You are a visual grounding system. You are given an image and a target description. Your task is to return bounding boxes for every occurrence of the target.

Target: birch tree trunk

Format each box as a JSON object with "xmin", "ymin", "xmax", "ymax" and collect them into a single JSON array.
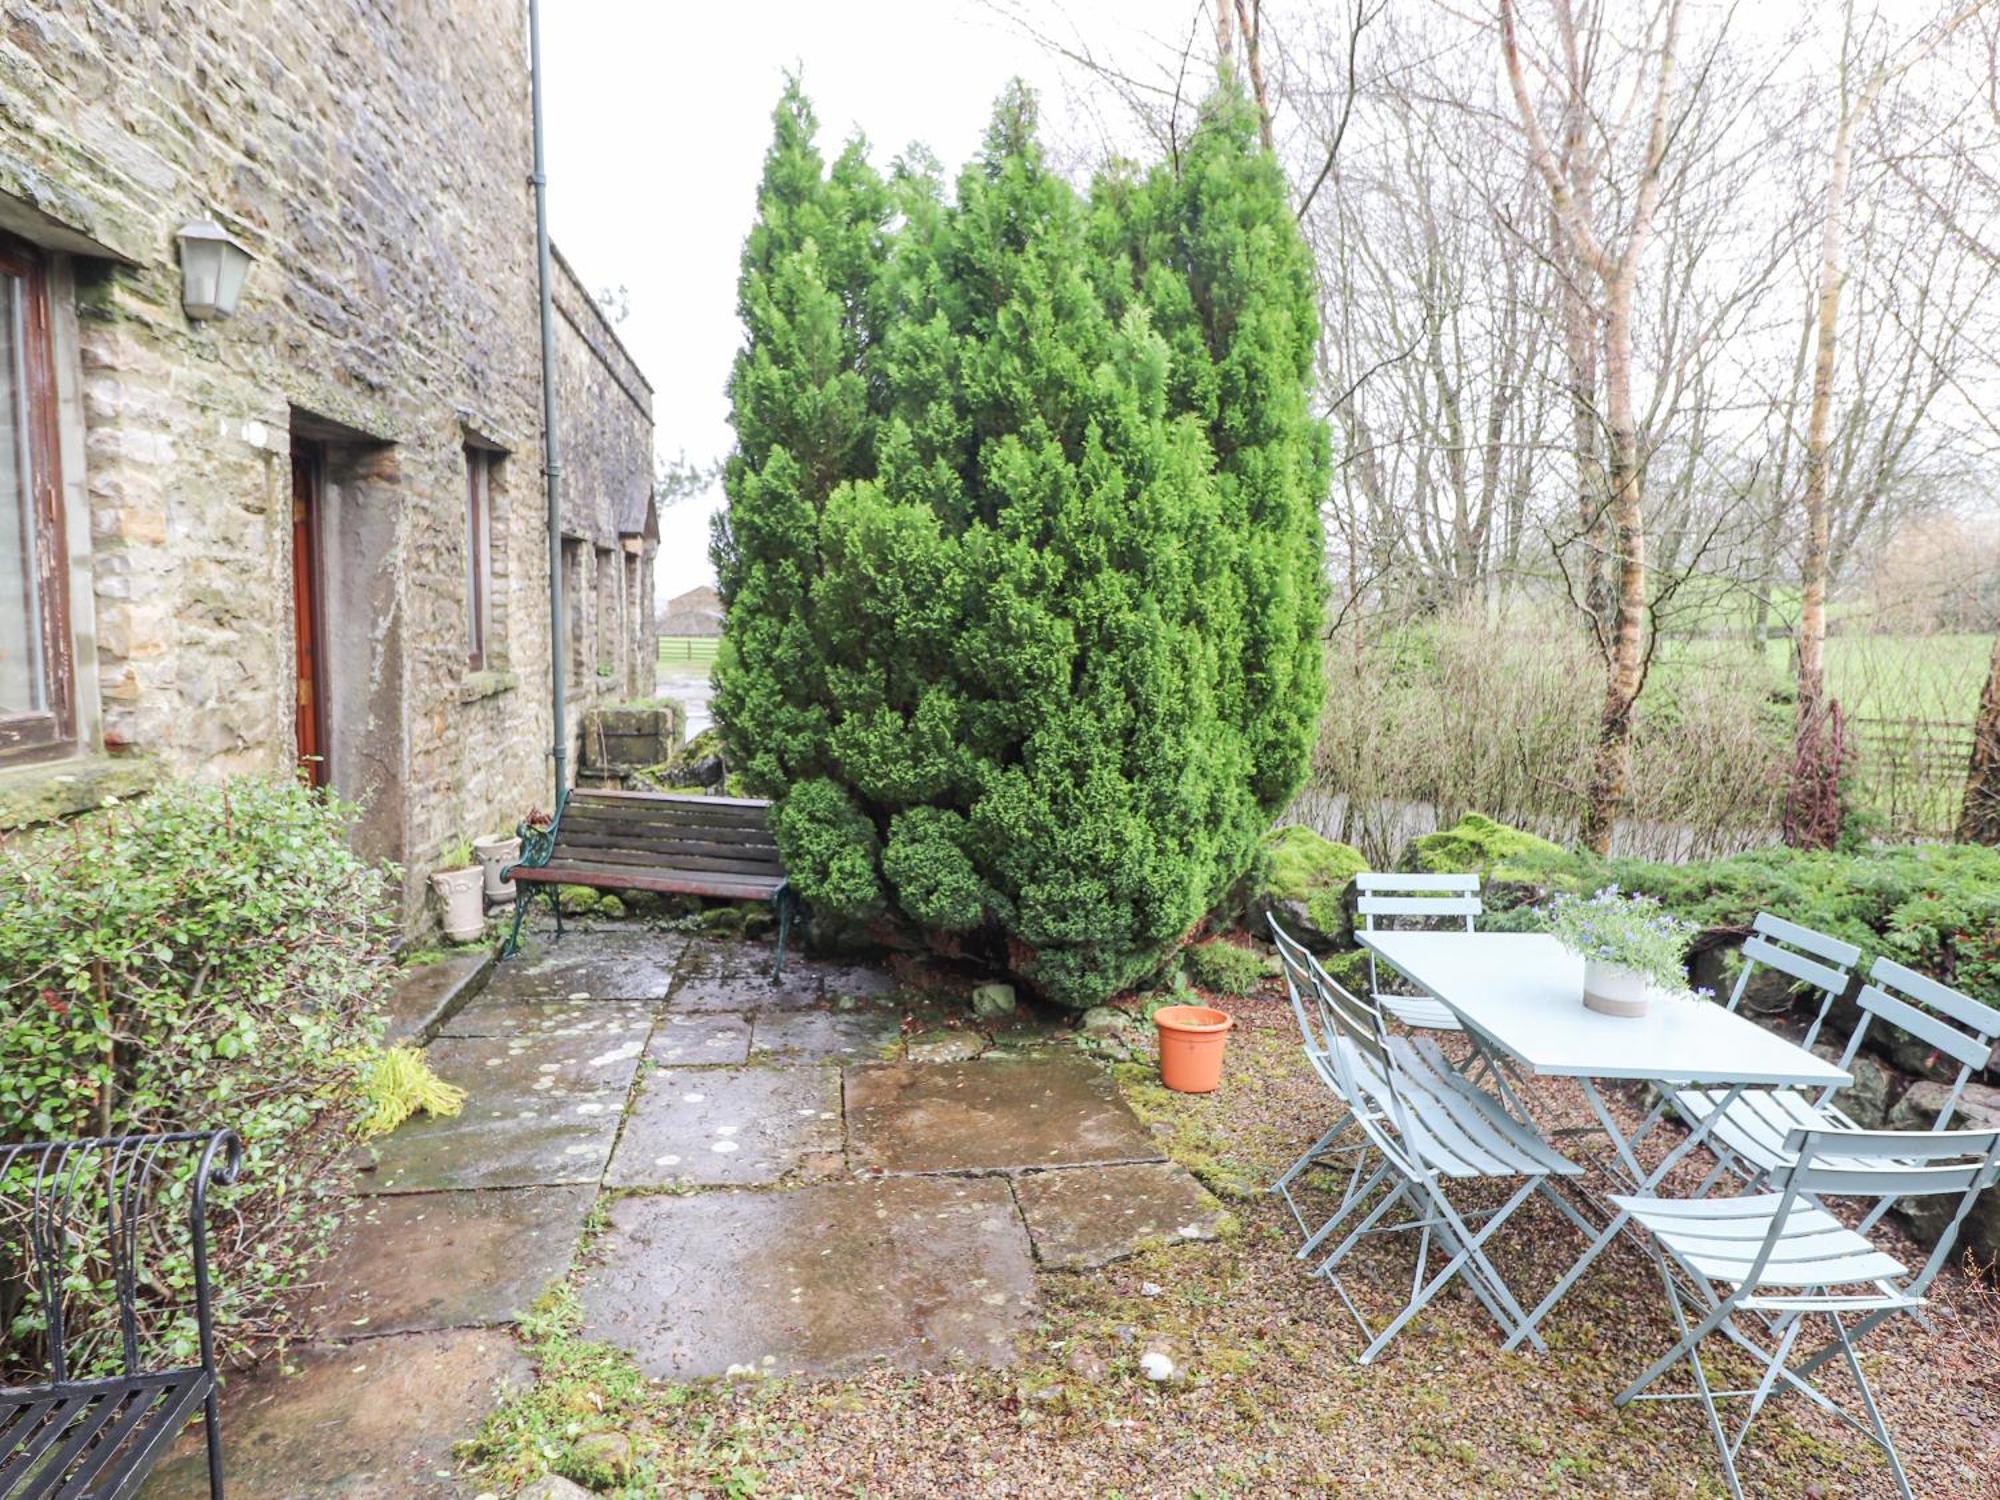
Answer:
[{"xmin": 1502, "ymin": 0, "xmax": 1683, "ymax": 854}]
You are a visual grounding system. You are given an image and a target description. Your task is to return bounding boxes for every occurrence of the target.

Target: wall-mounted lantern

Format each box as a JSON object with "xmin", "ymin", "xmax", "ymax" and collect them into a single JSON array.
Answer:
[{"xmin": 176, "ymin": 220, "xmax": 256, "ymax": 321}]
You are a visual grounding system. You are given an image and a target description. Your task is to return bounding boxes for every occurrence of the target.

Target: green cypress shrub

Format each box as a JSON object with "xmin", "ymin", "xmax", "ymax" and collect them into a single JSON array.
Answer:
[{"xmin": 714, "ymin": 80, "xmax": 1327, "ymax": 1006}]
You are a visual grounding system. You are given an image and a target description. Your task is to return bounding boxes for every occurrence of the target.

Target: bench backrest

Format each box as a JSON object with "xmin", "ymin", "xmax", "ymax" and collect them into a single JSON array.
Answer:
[
  {"xmin": 554, "ymin": 790, "xmax": 782, "ymax": 880},
  {"xmin": 0, "ymin": 1131, "xmax": 238, "ymax": 1385}
]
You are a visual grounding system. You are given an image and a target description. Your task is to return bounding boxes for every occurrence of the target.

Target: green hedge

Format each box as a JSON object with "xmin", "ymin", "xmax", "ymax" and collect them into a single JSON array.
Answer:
[
  {"xmin": 1408, "ymin": 815, "xmax": 2000, "ymax": 1007},
  {"xmin": 1, "ymin": 776, "xmax": 396, "ymax": 1361}
]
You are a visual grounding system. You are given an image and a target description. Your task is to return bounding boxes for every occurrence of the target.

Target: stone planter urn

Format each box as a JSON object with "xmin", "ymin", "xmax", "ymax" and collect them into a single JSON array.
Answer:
[
  {"xmin": 430, "ymin": 865, "xmax": 487, "ymax": 942},
  {"xmin": 1583, "ymin": 959, "xmax": 1651, "ymax": 1018},
  {"xmin": 473, "ymin": 833, "xmax": 521, "ymax": 900}
]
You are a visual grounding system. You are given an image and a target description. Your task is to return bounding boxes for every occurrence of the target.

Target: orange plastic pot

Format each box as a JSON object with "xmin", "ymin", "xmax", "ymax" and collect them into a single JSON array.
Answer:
[{"xmin": 1153, "ymin": 1004, "xmax": 1233, "ymax": 1093}]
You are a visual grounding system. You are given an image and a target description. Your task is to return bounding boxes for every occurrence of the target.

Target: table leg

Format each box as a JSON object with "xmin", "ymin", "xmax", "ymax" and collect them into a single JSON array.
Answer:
[{"xmin": 1502, "ymin": 1080, "xmax": 1749, "ymax": 1353}]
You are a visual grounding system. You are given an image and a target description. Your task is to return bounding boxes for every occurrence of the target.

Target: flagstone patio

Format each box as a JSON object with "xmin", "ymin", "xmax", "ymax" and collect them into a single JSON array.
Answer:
[{"xmin": 145, "ymin": 928, "xmax": 1222, "ymax": 1498}]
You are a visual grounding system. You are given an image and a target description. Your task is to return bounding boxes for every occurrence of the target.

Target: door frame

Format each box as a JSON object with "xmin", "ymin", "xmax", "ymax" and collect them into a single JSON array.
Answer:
[{"xmin": 290, "ymin": 439, "xmax": 329, "ymax": 787}]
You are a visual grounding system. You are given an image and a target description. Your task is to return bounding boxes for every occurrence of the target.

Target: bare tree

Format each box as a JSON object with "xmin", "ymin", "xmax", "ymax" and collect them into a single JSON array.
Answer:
[
  {"xmin": 1789, "ymin": 0, "xmax": 1991, "ymax": 844},
  {"xmin": 1502, "ymin": 0, "xmax": 1686, "ymax": 854}
]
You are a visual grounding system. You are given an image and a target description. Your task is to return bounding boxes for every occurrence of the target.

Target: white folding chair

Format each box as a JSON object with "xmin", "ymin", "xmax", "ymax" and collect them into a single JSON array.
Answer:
[
  {"xmin": 1355, "ymin": 872, "xmax": 1482, "ymax": 1033},
  {"xmin": 1268, "ymin": 918, "xmax": 1587, "ymax": 1363},
  {"xmin": 1613, "ymin": 1125, "xmax": 2000, "ymax": 1500},
  {"xmin": 1268, "ymin": 916, "xmax": 1372, "ymax": 1247},
  {"xmin": 1675, "ymin": 953, "xmax": 2000, "ymax": 1235}
]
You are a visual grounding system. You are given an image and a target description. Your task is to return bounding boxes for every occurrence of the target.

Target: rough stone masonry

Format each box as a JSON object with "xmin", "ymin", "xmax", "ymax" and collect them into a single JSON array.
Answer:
[{"xmin": 0, "ymin": 0, "xmax": 658, "ymax": 925}]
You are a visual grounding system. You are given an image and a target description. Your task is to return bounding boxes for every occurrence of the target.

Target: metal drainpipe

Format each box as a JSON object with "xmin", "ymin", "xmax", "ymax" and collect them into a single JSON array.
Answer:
[{"xmin": 528, "ymin": 0, "xmax": 566, "ymax": 806}]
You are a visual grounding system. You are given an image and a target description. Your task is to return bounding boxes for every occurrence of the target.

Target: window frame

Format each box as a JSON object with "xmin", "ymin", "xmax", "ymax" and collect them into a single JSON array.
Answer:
[
  {"xmin": 465, "ymin": 446, "xmax": 494, "ymax": 671},
  {"xmin": 0, "ymin": 233, "xmax": 73, "ymax": 763}
]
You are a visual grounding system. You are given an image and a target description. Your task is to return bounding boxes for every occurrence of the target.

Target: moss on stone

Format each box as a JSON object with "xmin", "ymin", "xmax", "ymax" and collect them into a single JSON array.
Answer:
[
  {"xmin": 0, "ymin": 755, "xmax": 159, "ymax": 832},
  {"xmin": 1405, "ymin": 813, "xmax": 1567, "ymax": 880},
  {"xmin": 1257, "ymin": 825, "xmax": 1368, "ymax": 938}
]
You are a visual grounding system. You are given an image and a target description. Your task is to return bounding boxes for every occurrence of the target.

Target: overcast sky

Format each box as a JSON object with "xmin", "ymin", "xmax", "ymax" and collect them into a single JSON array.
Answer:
[{"xmin": 541, "ymin": 0, "xmax": 1168, "ymax": 604}]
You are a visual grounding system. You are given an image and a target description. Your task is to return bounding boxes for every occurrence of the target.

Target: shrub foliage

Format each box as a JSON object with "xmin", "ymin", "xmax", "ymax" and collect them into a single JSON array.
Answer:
[
  {"xmin": 714, "ymin": 80, "xmax": 1328, "ymax": 1005},
  {"xmin": 0, "ymin": 777, "xmax": 396, "ymax": 1359}
]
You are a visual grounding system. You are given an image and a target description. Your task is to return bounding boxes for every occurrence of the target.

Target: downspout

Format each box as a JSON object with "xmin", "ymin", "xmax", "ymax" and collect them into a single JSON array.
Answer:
[{"xmin": 528, "ymin": 0, "xmax": 567, "ymax": 805}]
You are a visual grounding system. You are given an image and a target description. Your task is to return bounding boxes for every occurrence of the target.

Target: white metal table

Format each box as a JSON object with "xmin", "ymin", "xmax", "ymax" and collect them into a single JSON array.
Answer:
[{"xmin": 1357, "ymin": 930, "xmax": 1852, "ymax": 1349}]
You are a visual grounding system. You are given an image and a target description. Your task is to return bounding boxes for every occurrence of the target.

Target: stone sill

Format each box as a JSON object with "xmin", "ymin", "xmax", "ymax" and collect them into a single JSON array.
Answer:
[
  {"xmin": 0, "ymin": 752, "xmax": 159, "ymax": 831},
  {"xmin": 458, "ymin": 669, "xmax": 520, "ymax": 704}
]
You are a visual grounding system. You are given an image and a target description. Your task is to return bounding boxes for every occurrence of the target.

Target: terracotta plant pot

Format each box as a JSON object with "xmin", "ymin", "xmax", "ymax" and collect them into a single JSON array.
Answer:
[
  {"xmin": 430, "ymin": 866, "xmax": 487, "ymax": 943},
  {"xmin": 1153, "ymin": 1004, "xmax": 1233, "ymax": 1093},
  {"xmin": 473, "ymin": 833, "xmax": 521, "ymax": 900},
  {"xmin": 1583, "ymin": 958, "xmax": 1651, "ymax": 1018}
]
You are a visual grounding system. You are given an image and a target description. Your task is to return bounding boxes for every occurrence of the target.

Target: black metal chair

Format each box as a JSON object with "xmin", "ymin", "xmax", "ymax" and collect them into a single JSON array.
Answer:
[{"xmin": 2, "ymin": 1130, "xmax": 240, "ymax": 1499}]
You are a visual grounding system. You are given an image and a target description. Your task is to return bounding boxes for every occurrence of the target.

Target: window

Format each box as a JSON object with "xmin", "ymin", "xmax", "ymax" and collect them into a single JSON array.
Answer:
[
  {"xmin": 0, "ymin": 236, "xmax": 69, "ymax": 760},
  {"xmin": 465, "ymin": 447, "xmax": 494, "ymax": 669},
  {"xmin": 595, "ymin": 545, "xmax": 619, "ymax": 685},
  {"xmin": 562, "ymin": 538, "xmax": 586, "ymax": 686}
]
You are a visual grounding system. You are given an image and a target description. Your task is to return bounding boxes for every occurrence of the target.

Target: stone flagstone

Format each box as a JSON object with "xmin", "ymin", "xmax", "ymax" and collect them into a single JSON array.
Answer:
[
  {"xmin": 303, "ymin": 1186, "xmax": 594, "ymax": 1336},
  {"xmin": 439, "ymin": 997, "xmax": 656, "ymax": 1040},
  {"xmin": 845, "ymin": 1052, "xmax": 1165, "ymax": 1175},
  {"xmin": 359, "ymin": 1029, "xmax": 642, "ymax": 1193},
  {"xmin": 668, "ymin": 939, "xmax": 825, "ymax": 1012},
  {"xmin": 605, "ymin": 1065, "xmax": 843, "ymax": 1188},
  {"xmin": 481, "ymin": 938, "xmax": 679, "ymax": 1003},
  {"xmin": 383, "ymin": 950, "xmax": 492, "ymax": 1044},
  {"xmin": 142, "ymin": 1329, "xmax": 529, "ymax": 1499},
  {"xmin": 1013, "ymin": 1162, "xmax": 1229, "ymax": 1270},
  {"xmin": 749, "ymin": 1005, "xmax": 901, "ymax": 1063},
  {"xmin": 646, "ymin": 1009, "xmax": 754, "ymax": 1065},
  {"xmin": 577, "ymin": 1177, "xmax": 1034, "ymax": 1378}
]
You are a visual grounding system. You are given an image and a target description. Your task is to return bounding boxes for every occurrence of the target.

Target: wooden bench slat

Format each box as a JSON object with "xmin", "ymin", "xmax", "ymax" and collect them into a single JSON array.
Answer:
[
  {"xmin": 546, "ymin": 845, "xmax": 785, "ymax": 878},
  {"xmin": 511, "ymin": 864, "xmax": 786, "ymax": 900},
  {"xmin": 566, "ymin": 789, "xmax": 774, "ymax": 810},
  {"xmin": 566, "ymin": 794, "xmax": 772, "ymax": 823},
  {"xmin": 556, "ymin": 814, "xmax": 778, "ymax": 846},
  {"xmin": 555, "ymin": 828, "xmax": 780, "ymax": 861}
]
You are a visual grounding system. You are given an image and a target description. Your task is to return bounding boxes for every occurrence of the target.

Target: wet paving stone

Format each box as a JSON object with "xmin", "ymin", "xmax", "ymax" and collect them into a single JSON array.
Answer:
[
  {"xmin": 383, "ymin": 951, "xmax": 492, "ymax": 1044},
  {"xmin": 303, "ymin": 1186, "xmax": 594, "ymax": 1336},
  {"xmin": 818, "ymin": 962, "xmax": 901, "ymax": 1002},
  {"xmin": 845, "ymin": 1052, "xmax": 1165, "ymax": 1175},
  {"xmin": 749, "ymin": 1005, "xmax": 901, "ymax": 1063},
  {"xmin": 438, "ymin": 997, "xmax": 657, "ymax": 1039},
  {"xmin": 142, "ymin": 1328, "xmax": 529, "ymax": 1499},
  {"xmin": 1013, "ymin": 1162, "xmax": 1229, "ymax": 1269},
  {"xmin": 360, "ymin": 1029, "xmax": 642, "ymax": 1193},
  {"xmin": 646, "ymin": 1009, "xmax": 753, "ymax": 1065},
  {"xmin": 481, "ymin": 936, "xmax": 680, "ymax": 1002},
  {"xmin": 577, "ymin": 1177, "xmax": 1034, "ymax": 1378},
  {"xmin": 668, "ymin": 939, "xmax": 827, "ymax": 1012},
  {"xmin": 605, "ymin": 1064, "xmax": 842, "ymax": 1188}
]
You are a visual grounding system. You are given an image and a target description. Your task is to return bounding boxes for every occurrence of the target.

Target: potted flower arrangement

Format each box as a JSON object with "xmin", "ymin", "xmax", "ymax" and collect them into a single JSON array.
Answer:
[
  {"xmin": 429, "ymin": 841, "xmax": 486, "ymax": 942},
  {"xmin": 1546, "ymin": 885, "xmax": 1695, "ymax": 1018}
]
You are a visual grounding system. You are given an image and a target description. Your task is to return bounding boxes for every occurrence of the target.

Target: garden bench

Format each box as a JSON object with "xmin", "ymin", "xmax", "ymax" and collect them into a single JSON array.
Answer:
[
  {"xmin": 1, "ymin": 1130, "xmax": 239, "ymax": 1500},
  {"xmin": 500, "ymin": 788, "xmax": 798, "ymax": 973}
]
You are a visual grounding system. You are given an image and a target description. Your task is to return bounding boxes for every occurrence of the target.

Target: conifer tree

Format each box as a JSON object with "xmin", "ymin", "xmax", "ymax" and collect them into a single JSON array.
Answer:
[{"xmin": 714, "ymin": 79, "xmax": 1327, "ymax": 1007}]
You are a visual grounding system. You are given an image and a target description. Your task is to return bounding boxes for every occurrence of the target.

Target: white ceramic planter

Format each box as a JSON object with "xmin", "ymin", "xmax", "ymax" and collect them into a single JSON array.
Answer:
[
  {"xmin": 431, "ymin": 865, "xmax": 487, "ymax": 942},
  {"xmin": 473, "ymin": 833, "xmax": 521, "ymax": 900},
  {"xmin": 1583, "ymin": 959, "xmax": 1651, "ymax": 1018}
]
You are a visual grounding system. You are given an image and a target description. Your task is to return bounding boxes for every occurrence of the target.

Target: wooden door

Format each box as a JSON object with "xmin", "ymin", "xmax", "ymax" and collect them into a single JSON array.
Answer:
[{"xmin": 291, "ymin": 443, "xmax": 328, "ymax": 787}]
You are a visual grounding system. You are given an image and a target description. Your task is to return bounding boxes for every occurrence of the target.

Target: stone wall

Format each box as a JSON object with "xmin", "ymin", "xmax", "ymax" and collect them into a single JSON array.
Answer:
[{"xmin": 0, "ymin": 0, "xmax": 655, "ymax": 929}]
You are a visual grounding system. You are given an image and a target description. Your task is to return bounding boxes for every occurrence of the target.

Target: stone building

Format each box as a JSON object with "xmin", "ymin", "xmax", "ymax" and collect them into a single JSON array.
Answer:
[{"xmin": 0, "ymin": 1, "xmax": 656, "ymax": 925}]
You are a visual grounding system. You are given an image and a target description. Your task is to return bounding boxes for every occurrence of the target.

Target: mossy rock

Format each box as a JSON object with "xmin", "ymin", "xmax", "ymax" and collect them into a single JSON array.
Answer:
[
  {"xmin": 1403, "ymin": 814, "xmax": 1576, "ymax": 908},
  {"xmin": 558, "ymin": 885, "xmax": 602, "ymax": 917},
  {"xmin": 1254, "ymin": 824, "xmax": 1367, "ymax": 950}
]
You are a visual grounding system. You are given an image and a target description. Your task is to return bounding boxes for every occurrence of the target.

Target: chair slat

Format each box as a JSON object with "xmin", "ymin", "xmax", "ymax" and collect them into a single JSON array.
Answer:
[
  {"xmin": 1740, "ymin": 935, "xmax": 1850, "ymax": 999},
  {"xmin": 1354, "ymin": 873, "xmax": 1479, "ymax": 894},
  {"xmin": 1855, "ymin": 986, "xmax": 1994, "ymax": 1072},
  {"xmin": 1753, "ymin": 912, "xmax": 1863, "ymax": 969},
  {"xmin": 1782, "ymin": 1125, "xmax": 2000, "ymax": 1160},
  {"xmin": 1357, "ymin": 895, "xmax": 1482, "ymax": 919},
  {"xmin": 1869, "ymin": 957, "xmax": 2000, "ymax": 1038}
]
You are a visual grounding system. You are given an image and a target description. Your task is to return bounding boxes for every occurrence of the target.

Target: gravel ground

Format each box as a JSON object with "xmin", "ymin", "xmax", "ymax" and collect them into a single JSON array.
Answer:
[{"xmin": 471, "ymin": 986, "xmax": 2000, "ymax": 1499}]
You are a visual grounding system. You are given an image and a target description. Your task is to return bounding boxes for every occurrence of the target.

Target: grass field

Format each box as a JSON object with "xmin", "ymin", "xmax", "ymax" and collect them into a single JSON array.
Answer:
[
  {"xmin": 658, "ymin": 634, "xmax": 720, "ymax": 668},
  {"xmin": 1658, "ymin": 632, "xmax": 1992, "ymax": 723}
]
